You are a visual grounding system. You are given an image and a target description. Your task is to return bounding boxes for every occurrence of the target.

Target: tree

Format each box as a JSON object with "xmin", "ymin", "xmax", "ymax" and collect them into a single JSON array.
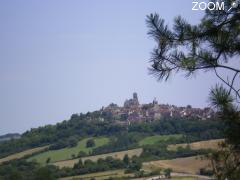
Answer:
[
  {"xmin": 35, "ymin": 166, "xmax": 56, "ymax": 180},
  {"xmin": 86, "ymin": 139, "xmax": 95, "ymax": 148},
  {"xmin": 46, "ymin": 157, "xmax": 51, "ymax": 164},
  {"xmin": 146, "ymin": 0, "xmax": 240, "ymax": 179},
  {"xmin": 164, "ymin": 168, "xmax": 172, "ymax": 178},
  {"xmin": 78, "ymin": 151, "xmax": 87, "ymax": 157},
  {"xmin": 128, "ymin": 156, "xmax": 142, "ymax": 172},
  {"xmin": 74, "ymin": 159, "xmax": 84, "ymax": 169},
  {"xmin": 68, "ymin": 136, "xmax": 78, "ymax": 147},
  {"xmin": 123, "ymin": 154, "xmax": 130, "ymax": 166},
  {"xmin": 71, "ymin": 154, "xmax": 76, "ymax": 159},
  {"xmin": 7, "ymin": 169, "xmax": 23, "ymax": 180}
]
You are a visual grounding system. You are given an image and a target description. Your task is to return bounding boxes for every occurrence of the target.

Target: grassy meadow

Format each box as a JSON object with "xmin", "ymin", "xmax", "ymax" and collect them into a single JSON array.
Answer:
[
  {"xmin": 28, "ymin": 137, "xmax": 109, "ymax": 164},
  {"xmin": 139, "ymin": 134, "xmax": 183, "ymax": 146},
  {"xmin": 0, "ymin": 145, "xmax": 49, "ymax": 164}
]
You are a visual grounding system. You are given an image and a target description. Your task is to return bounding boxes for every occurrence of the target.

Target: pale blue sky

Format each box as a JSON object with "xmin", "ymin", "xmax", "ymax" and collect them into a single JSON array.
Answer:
[{"xmin": 0, "ymin": 0, "xmax": 220, "ymax": 134}]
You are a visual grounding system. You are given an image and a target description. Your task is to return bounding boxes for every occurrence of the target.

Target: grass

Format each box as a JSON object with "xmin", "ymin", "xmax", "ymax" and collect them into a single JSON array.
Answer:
[
  {"xmin": 0, "ymin": 146, "xmax": 49, "ymax": 164},
  {"xmin": 28, "ymin": 137, "xmax": 109, "ymax": 164},
  {"xmin": 168, "ymin": 139, "xmax": 224, "ymax": 151},
  {"xmin": 139, "ymin": 134, "xmax": 183, "ymax": 146},
  {"xmin": 54, "ymin": 148, "xmax": 143, "ymax": 168},
  {"xmin": 143, "ymin": 155, "xmax": 211, "ymax": 175},
  {"xmin": 58, "ymin": 169, "xmax": 134, "ymax": 180}
]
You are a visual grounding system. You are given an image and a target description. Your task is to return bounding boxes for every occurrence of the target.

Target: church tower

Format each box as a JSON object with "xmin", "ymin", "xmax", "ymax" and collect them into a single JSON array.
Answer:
[{"xmin": 133, "ymin": 92, "xmax": 139, "ymax": 105}]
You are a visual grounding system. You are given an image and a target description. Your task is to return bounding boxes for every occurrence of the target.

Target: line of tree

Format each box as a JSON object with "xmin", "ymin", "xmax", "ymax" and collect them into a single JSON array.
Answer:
[{"xmin": 0, "ymin": 155, "xmax": 143, "ymax": 180}]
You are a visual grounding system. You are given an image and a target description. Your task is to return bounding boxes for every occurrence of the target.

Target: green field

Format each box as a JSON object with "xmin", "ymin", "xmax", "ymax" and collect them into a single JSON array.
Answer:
[
  {"xmin": 0, "ymin": 145, "xmax": 49, "ymax": 164},
  {"xmin": 139, "ymin": 134, "xmax": 183, "ymax": 146},
  {"xmin": 28, "ymin": 137, "xmax": 109, "ymax": 164}
]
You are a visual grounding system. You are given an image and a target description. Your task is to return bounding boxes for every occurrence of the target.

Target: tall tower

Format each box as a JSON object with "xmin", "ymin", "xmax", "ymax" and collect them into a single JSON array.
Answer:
[
  {"xmin": 133, "ymin": 92, "xmax": 139, "ymax": 105},
  {"xmin": 153, "ymin": 97, "xmax": 158, "ymax": 105},
  {"xmin": 133, "ymin": 92, "xmax": 138, "ymax": 100}
]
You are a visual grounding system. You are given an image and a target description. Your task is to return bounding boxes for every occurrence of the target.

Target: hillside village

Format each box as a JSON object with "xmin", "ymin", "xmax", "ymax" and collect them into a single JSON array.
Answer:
[{"xmin": 101, "ymin": 93, "xmax": 215, "ymax": 123}]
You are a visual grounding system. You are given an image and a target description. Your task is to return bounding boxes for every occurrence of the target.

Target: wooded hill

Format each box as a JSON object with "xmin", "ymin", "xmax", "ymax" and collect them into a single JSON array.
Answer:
[{"xmin": 0, "ymin": 111, "xmax": 224, "ymax": 159}]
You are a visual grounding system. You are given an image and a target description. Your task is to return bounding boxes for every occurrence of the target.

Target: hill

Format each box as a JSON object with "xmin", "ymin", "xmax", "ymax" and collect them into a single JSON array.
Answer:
[
  {"xmin": 0, "ymin": 137, "xmax": 219, "ymax": 179},
  {"xmin": 0, "ymin": 106, "xmax": 224, "ymax": 180},
  {"xmin": 0, "ymin": 113, "xmax": 224, "ymax": 160},
  {"xmin": 0, "ymin": 133, "xmax": 20, "ymax": 142}
]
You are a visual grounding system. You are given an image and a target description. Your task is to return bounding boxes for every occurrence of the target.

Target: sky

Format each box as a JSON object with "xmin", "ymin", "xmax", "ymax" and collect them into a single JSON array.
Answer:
[{"xmin": 0, "ymin": 0, "xmax": 222, "ymax": 135}]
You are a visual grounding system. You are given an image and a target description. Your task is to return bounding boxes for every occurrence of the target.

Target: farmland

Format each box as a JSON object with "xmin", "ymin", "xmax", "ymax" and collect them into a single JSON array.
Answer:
[
  {"xmin": 28, "ymin": 137, "xmax": 109, "ymax": 164},
  {"xmin": 168, "ymin": 139, "xmax": 224, "ymax": 151},
  {"xmin": 139, "ymin": 134, "xmax": 183, "ymax": 146},
  {"xmin": 54, "ymin": 148, "xmax": 143, "ymax": 168},
  {"xmin": 143, "ymin": 156, "xmax": 211, "ymax": 174},
  {"xmin": 0, "ymin": 145, "xmax": 49, "ymax": 164}
]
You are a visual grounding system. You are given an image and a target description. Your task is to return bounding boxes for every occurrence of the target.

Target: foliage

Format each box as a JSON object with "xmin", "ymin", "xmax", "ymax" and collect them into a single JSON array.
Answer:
[
  {"xmin": 0, "ymin": 157, "xmax": 130, "ymax": 179},
  {"xmin": 146, "ymin": 2, "xmax": 240, "ymax": 88},
  {"xmin": 128, "ymin": 155, "xmax": 142, "ymax": 172},
  {"xmin": 68, "ymin": 136, "xmax": 78, "ymax": 148},
  {"xmin": 92, "ymin": 133, "xmax": 140, "ymax": 155},
  {"xmin": 78, "ymin": 151, "xmax": 87, "ymax": 158},
  {"xmin": 209, "ymin": 86, "xmax": 240, "ymax": 180},
  {"xmin": 46, "ymin": 157, "xmax": 51, "ymax": 164},
  {"xmin": 164, "ymin": 168, "xmax": 172, "ymax": 178},
  {"xmin": 0, "ymin": 160, "xmax": 58, "ymax": 180},
  {"xmin": 86, "ymin": 139, "xmax": 95, "ymax": 148},
  {"xmin": 0, "ymin": 115, "xmax": 223, "ymax": 160},
  {"xmin": 123, "ymin": 154, "xmax": 130, "ymax": 166},
  {"xmin": 69, "ymin": 156, "xmax": 142, "ymax": 177},
  {"xmin": 140, "ymin": 143, "xmax": 211, "ymax": 161},
  {"xmin": 200, "ymin": 168, "xmax": 213, "ymax": 176}
]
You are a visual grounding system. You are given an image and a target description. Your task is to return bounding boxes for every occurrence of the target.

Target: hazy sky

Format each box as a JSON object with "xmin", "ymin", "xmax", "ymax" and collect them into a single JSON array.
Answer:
[{"xmin": 0, "ymin": 0, "xmax": 222, "ymax": 135}]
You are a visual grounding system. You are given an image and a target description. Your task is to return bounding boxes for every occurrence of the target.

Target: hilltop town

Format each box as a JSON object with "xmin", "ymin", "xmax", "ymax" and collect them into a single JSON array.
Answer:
[{"xmin": 101, "ymin": 93, "xmax": 215, "ymax": 124}]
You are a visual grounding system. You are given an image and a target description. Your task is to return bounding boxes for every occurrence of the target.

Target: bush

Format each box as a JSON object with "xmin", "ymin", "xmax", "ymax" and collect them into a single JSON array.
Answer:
[
  {"xmin": 199, "ymin": 168, "xmax": 213, "ymax": 176},
  {"xmin": 86, "ymin": 139, "xmax": 95, "ymax": 148},
  {"xmin": 46, "ymin": 157, "xmax": 51, "ymax": 164},
  {"xmin": 78, "ymin": 151, "xmax": 87, "ymax": 157},
  {"xmin": 68, "ymin": 137, "xmax": 78, "ymax": 147},
  {"xmin": 164, "ymin": 168, "xmax": 172, "ymax": 178}
]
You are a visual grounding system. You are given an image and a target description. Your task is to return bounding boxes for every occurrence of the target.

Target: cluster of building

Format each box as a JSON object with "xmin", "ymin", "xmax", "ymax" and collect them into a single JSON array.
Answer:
[{"xmin": 101, "ymin": 93, "xmax": 214, "ymax": 123}]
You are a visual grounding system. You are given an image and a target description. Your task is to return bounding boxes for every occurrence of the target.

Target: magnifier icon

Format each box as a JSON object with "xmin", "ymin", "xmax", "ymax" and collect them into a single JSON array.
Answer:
[{"xmin": 228, "ymin": 1, "xmax": 239, "ymax": 11}]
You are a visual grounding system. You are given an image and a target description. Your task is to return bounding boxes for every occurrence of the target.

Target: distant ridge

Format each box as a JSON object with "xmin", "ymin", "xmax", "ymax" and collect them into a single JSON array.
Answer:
[{"xmin": 0, "ymin": 133, "xmax": 21, "ymax": 142}]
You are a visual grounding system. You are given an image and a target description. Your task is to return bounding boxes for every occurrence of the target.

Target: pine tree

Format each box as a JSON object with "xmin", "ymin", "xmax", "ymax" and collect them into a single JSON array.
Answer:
[{"xmin": 146, "ymin": 1, "xmax": 240, "ymax": 179}]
